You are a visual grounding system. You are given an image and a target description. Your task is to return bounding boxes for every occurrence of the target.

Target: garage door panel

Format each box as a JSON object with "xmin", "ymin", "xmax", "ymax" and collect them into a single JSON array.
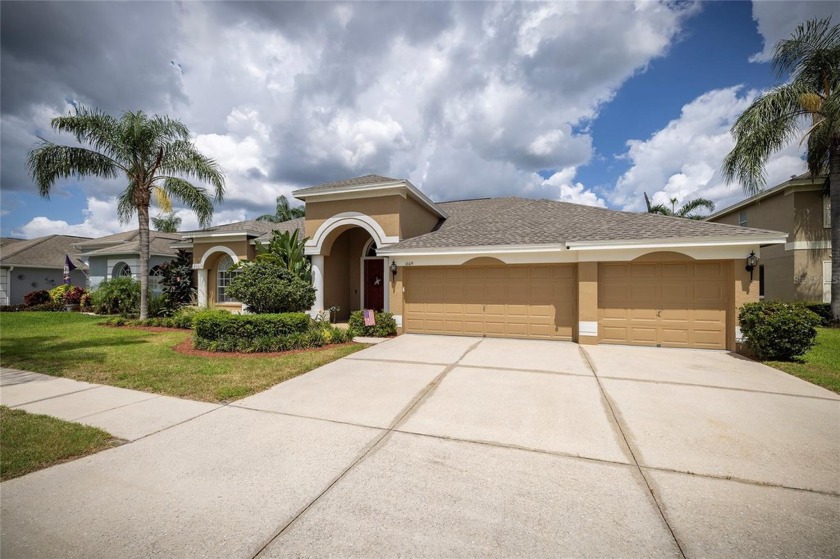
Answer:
[
  {"xmin": 405, "ymin": 265, "xmax": 575, "ymax": 340},
  {"xmin": 599, "ymin": 261, "xmax": 727, "ymax": 350}
]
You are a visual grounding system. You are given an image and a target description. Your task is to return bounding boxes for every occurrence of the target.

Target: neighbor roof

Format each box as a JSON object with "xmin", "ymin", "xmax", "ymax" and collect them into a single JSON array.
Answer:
[
  {"xmin": 380, "ymin": 197, "xmax": 785, "ymax": 252},
  {"xmin": 74, "ymin": 230, "xmax": 182, "ymax": 258},
  {"xmin": 180, "ymin": 219, "xmax": 285, "ymax": 239},
  {"xmin": 0, "ymin": 235, "xmax": 91, "ymax": 269},
  {"xmin": 253, "ymin": 218, "xmax": 305, "ymax": 244},
  {"xmin": 706, "ymin": 171, "xmax": 825, "ymax": 220}
]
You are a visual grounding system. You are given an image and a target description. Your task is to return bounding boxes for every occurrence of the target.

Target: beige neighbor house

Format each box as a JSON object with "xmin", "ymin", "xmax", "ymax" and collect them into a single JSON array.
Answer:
[
  {"xmin": 707, "ymin": 172, "xmax": 832, "ymax": 304},
  {"xmin": 183, "ymin": 175, "xmax": 788, "ymax": 351}
]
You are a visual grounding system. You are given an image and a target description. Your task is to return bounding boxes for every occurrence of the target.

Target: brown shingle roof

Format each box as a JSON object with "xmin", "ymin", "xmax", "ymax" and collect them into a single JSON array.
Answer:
[
  {"xmin": 0, "ymin": 235, "xmax": 91, "ymax": 268},
  {"xmin": 183, "ymin": 219, "xmax": 281, "ymax": 236},
  {"xmin": 386, "ymin": 198, "xmax": 783, "ymax": 250},
  {"xmin": 253, "ymin": 218, "xmax": 305, "ymax": 243},
  {"xmin": 81, "ymin": 231, "xmax": 182, "ymax": 257},
  {"xmin": 293, "ymin": 174, "xmax": 401, "ymax": 196}
]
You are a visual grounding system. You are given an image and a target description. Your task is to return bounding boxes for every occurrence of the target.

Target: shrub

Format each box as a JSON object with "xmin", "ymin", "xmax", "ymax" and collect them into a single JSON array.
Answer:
[
  {"xmin": 90, "ymin": 277, "xmax": 141, "ymax": 316},
  {"xmin": 804, "ymin": 303, "xmax": 835, "ymax": 326},
  {"xmin": 157, "ymin": 250, "xmax": 195, "ymax": 312},
  {"xmin": 347, "ymin": 311, "xmax": 397, "ymax": 337},
  {"xmin": 23, "ymin": 290, "xmax": 51, "ymax": 307},
  {"xmin": 193, "ymin": 312, "xmax": 322, "ymax": 352},
  {"xmin": 225, "ymin": 261, "xmax": 315, "ymax": 314},
  {"xmin": 63, "ymin": 287, "xmax": 86, "ymax": 305},
  {"xmin": 0, "ymin": 302, "xmax": 66, "ymax": 312},
  {"xmin": 79, "ymin": 292, "xmax": 93, "ymax": 310},
  {"xmin": 0, "ymin": 304, "xmax": 27, "ymax": 312},
  {"xmin": 147, "ymin": 292, "xmax": 171, "ymax": 318},
  {"xmin": 739, "ymin": 301, "xmax": 821, "ymax": 361},
  {"xmin": 48, "ymin": 284, "xmax": 71, "ymax": 303}
]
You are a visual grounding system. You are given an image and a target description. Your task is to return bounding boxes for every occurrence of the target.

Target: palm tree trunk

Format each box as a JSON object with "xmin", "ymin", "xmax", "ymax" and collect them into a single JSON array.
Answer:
[
  {"xmin": 830, "ymin": 141, "xmax": 840, "ymax": 321},
  {"xmin": 138, "ymin": 204, "xmax": 151, "ymax": 320}
]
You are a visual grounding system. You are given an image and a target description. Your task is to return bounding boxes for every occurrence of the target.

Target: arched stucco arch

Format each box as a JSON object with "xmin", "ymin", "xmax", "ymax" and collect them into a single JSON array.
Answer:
[
  {"xmin": 197, "ymin": 245, "xmax": 240, "ymax": 270},
  {"xmin": 195, "ymin": 246, "xmax": 241, "ymax": 308},
  {"xmin": 306, "ymin": 212, "xmax": 399, "ymax": 256}
]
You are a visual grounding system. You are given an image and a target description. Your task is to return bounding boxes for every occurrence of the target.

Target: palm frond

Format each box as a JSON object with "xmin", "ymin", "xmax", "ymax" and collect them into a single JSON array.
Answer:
[
  {"xmin": 722, "ymin": 82, "xmax": 808, "ymax": 194},
  {"xmin": 117, "ymin": 180, "xmax": 139, "ymax": 224},
  {"xmin": 773, "ymin": 18, "xmax": 840, "ymax": 88},
  {"xmin": 160, "ymin": 177, "xmax": 214, "ymax": 228},
  {"xmin": 676, "ymin": 198, "xmax": 715, "ymax": 218},
  {"xmin": 157, "ymin": 140, "xmax": 225, "ymax": 202},
  {"xmin": 647, "ymin": 204, "xmax": 672, "ymax": 216},
  {"xmin": 152, "ymin": 187, "xmax": 173, "ymax": 213},
  {"xmin": 50, "ymin": 106, "xmax": 124, "ymax": 161},
  {"xmin": 26, "ymin": 143, "xmax": 121, "ymax": 197}
]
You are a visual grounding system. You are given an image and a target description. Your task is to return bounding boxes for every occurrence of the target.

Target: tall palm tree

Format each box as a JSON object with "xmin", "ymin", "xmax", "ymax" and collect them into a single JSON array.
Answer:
[
  {"xmin": 257, "ymin": 194, "xmax": 305, "ymax": 223},
  {"xmin": 644, "ymin": 192, "xmax": 716, "ymax": 220},
  {"xmin": 151, "ymin": 212, "xmax": 182, "ymax": 233},
  {"xmin": 27, "ymin": 106, "xmax": 225, "ymax": 318},
  {"xmin": 722, "ymin": 18, "xmax": 839, "ymax": 320}
]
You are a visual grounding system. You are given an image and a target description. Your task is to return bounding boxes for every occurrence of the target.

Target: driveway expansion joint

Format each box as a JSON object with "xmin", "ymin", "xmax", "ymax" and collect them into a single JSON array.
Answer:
[
  {"xmin": 579, "ymin": 346, "xmax": 688, "ymax": 559},
  {"xmin": 249, "ymin": 338, "xmax": 486, "ymax": 559},
  {"xmin": 455, "ymin": 363, "xmax": 594, "ymax": 378},
  {"xmin": 8, "ymin": 385, "xmax": 101, "ymax": 408},
  {"xmin": 71, "ymin": 393, "xmax": 162, "ymax": 422}
]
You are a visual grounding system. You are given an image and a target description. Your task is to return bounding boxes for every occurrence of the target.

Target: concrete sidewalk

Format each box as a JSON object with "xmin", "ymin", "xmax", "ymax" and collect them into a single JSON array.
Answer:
[{"xmin": 0, "ymin": 368, "xmax": 220, "ymax": 441}]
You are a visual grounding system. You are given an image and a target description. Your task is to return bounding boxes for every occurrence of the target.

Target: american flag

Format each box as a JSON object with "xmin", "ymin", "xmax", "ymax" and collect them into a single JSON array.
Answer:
[{"xmin": 363, "ymin": 309, "xmax": 376, "ymax": 327}]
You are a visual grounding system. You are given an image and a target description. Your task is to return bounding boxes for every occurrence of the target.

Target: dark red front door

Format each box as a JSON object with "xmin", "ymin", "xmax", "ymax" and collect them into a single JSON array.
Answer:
[{"xmin": 364, "ymin": 259, "xmax": 384, "ymax": 311}]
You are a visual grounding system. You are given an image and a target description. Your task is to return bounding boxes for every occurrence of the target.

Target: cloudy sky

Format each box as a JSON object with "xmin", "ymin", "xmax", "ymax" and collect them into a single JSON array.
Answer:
[{"xmin": 1, "ymin": 1, "xmax": 836, "ymax": 239}]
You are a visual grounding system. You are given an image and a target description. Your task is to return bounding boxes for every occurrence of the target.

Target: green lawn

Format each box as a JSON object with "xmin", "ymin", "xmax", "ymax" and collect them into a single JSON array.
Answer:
[
  {"xmin": 0, "ymin": 406, "xmax": 120, "ymax": 480},
  {"xmin": 0, "ymin": 312, "xmax": 366, "ymax": 402},
  {"xmin": 765, "ymin": 327, "xmax": 840, "ymax": 394}
]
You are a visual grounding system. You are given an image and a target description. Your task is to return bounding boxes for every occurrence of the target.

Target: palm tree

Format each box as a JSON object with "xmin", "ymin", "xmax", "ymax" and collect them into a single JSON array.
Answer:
[
  {"xmin": 722, "ymin": 18, "xmax": 839, "ymax": 320},
  {"xmin": 644, "ymin": 192, "xmax": 716, "ymax": 220},
  {"xmin": 27, "ymin": 106, "xmax": 225, "ymax": 318},
  {"xmin": 255, "ymin": 229, "xmax": 311, "ymax": 282},
  {"xmin": 151, "ymin": 212, "xmax": 182, "ymax": 233},
  {"xmin": 257, "ymin": 194, "xmax": 305, "ymax": 223}
]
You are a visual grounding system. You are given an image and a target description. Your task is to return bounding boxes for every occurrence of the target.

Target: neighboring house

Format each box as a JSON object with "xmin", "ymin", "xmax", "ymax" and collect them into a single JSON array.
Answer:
[
  {"xmin": 0, "ymin": 235, "xmax": 90, "ymax": 305},
  {"xmin": 182, "ymin": 174, "xmax": 787, "ymax": 351},
  {"xmin": 707, "ymin": 172, "xmax": 831, "ymax": 303},
  {"xmin": 74, "ymin": 230, "xmax": 183, "ymax": 292}
]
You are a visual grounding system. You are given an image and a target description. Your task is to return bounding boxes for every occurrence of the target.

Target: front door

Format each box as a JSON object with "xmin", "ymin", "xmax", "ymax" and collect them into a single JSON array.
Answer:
[{"xmin": 364, "ymin": 259, "xmax": 385, "ymax": 311}]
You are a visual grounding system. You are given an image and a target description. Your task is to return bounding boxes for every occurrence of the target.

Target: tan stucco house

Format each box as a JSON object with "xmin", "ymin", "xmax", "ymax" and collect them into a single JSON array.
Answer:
[
  {"xmin": 183, "ymin": 174, "xmax": 787, "ymax": 351},
  {"xmin": 707, "ymin": 172, "xmax": 832, "ymax": 304}
]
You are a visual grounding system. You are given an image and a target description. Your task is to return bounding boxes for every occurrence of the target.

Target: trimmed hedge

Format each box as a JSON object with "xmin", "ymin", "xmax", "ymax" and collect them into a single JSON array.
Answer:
[
  {"xmin": 347, "ymin": 311, "xmax": 397, "ymax": 337},
  {"xmin": 194, "ymin": 312, "xmax": 312, "ymax": 352},
  {"xmin": 102, "ymin": 308, "xmax": 228, "ymax": 329},
  {"xmin": 739, "ymin": 301, "xmax": 821, "ymax": 361},
  {"xmin": 0, "ymin": 302, "xmax": 66, "ymax": 313}
]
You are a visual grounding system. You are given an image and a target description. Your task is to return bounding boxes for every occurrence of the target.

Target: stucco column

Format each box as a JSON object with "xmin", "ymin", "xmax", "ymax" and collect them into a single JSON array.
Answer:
[
  {"xmin": 196, "ymin": 269, "xmax": 208, "ymax": 308},
  {"xmin": 310, "ymin": 254, "xmax": 325, "ymax": 316},
  {"xmin": 577, "ymin": 262, "xmax": 599, "ymax": 345}
]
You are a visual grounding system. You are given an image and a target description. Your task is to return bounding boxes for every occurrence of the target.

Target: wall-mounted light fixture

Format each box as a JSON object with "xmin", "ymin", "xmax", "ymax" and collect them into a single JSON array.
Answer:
[
  {"xmin": 745, "ymin": 251, "xmax": 758, "ymax": 281},
  {"xmin": 389, "ymin": 260, "xmax": 398, "ymax": 279}
]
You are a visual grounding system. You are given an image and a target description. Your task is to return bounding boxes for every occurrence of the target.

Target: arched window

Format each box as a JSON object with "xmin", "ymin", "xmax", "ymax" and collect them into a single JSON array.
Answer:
[
  {"xmin": 216, "ymin": 255, "xmax": 238, "ymax": 303},
  {"xmin": 149, "ymin": 265, "xmax": 164, "ymax": 293},
  {"xmin": 365, "ymin": 241, "xmax": 377, "ymax": 257},
  {"xmin": 113, "ymin": 262, "xmax": 132, "ymax": 279}
]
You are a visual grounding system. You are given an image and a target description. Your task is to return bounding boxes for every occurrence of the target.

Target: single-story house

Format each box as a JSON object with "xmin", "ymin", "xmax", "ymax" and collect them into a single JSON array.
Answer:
[
  {"xmin": 74, "ymin": 230, "xmax": 183, "ymax": 292},
  {"xmin": 184, "ymin": 174, "xmax": 787, "ymax": 351},
  {"xmin": 706, "ymin": 172, "xmax": 832, "ymax": 303},
  {"xmin": 0, "ymin": 235, "xmax": 89, "ymax": 305}
]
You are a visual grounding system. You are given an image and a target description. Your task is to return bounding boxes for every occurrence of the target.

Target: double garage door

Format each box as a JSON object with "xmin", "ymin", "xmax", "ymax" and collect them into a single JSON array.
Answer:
[
  {"xmin": 403, "ymin": 261, "xmax": 728, "ymax": 349},
  {"xmin": 404, "ymin": 265, "xmax": 576, "ymax": 340}
]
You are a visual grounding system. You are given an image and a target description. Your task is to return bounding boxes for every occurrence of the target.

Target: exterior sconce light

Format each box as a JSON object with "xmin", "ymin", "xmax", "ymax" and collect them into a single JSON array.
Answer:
[
  {"xmin": 745, "ymin": 251, "xmax": 758, "ymax": 280},
  {"xmin": 389, "ymin": 260, "xmax": 398, "ymax": 279}
]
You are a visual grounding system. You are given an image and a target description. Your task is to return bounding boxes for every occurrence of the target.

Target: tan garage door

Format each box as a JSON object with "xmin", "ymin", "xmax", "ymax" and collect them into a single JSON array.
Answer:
[
  {"xmin": 598, "ymin": 261, "xmax": 727, "ymax": 349},
  {"xmin": 404, "ymin": 265, "xmax": 575, "ymax": 339}
]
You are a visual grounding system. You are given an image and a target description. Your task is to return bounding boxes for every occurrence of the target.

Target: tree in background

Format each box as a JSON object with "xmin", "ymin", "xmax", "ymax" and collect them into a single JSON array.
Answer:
[
  {"xmin": 27, "ymin": 106, "xmax": 225, "ymax": 318},
  {"xmin": 722, "ymin": 18, "xmax": 839, "ymax": 320},
  {"xmin": 257, "ymin": 194, "xmax": 305, "ymax": 223},
  {"xmin": 157, "ymin": 250, "xmax": 195, "ymax": 312},
  {"xmin": 644, "ymin": 192, "xmax": 716, "ymax": 220},
  {"xmin": 152, "ymin": 212, "xmax": 182, "ymax": 233}
]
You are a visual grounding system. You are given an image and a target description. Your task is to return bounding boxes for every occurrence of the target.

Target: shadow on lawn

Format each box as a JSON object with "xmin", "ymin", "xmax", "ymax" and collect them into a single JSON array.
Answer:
[{"xmin": 0, "ymin": 334, "xmax": 150, "ymax": 374}]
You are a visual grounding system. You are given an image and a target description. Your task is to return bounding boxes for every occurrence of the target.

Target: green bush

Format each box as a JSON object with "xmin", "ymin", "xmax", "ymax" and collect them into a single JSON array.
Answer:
[
  {"xmin": 157, "ymin": 250, "xmax": 195, "ymax": 312},
  {"xmin": 90, "ymin": 277, "xmax": 141, "ymax": 316},
  {"xmin": 48, "ymin": 284, "xmax": 71, "ymax": 303},
  {"xmin": 739, "ymin": 301, "xmax": 821, "ymax": 360},
  {"xmin": 804, "ymin": 303, "xmax": 835, "ymax": 326},
  {"xmin": 147, "ymin": 292, "xmax": 171, "ymax": 318},
  {"xmin": 1, "ymin": 302, "xmax": 66, "ymax": 312},
  {"xmin": 226, "ymin": 261, "xmax": 315, "ymax": 314},
  {"xmin": 347, "ymin": 311, "xmax": 397, "ymax": 337},
  {"xmin": 194, "ymin": 312, "xmax": 311, "ymax": 351}
]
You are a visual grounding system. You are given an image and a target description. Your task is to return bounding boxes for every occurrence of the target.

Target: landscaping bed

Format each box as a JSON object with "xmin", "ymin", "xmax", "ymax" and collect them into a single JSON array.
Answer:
[
  {"xmin": 0, "ymin": 406, "xmax": 121, "ymax": 480},
  {"xmin": 0, "ymin": 313, "xmax": 367, "ymax": 402}
]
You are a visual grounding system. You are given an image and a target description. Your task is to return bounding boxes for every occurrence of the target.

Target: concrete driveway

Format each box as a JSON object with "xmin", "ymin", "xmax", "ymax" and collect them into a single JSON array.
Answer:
[{"xmin": 2, "ymin": 335, "xmax": 838, "ymax": 558}]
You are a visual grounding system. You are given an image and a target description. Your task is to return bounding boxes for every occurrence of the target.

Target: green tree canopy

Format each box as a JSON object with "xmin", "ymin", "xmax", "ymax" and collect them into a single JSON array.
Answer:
[
  {"xmin": 257, "ymin": 195, "xmax": 305, "ymax": 223},
  {"xmin": 643, "ymin": 193, "xmax": 716, "ymax": 220},
  {"xmin": 27, "ymin": 106, "xmax": 225, "ymax": 318}
]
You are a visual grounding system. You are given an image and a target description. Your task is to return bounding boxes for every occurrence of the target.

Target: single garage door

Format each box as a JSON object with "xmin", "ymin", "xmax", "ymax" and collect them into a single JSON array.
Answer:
[
  {"xmin": 598, "ymin": 261, "xmax": 727, "ymax": 349},
  {"xmin": 404, "ymin": 265, "xmax": 575, "ymax": 339}
]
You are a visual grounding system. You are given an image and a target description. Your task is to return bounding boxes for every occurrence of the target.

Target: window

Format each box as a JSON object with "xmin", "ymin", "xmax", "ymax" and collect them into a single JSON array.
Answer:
[
  {"xmin": 759, "ymin": 264, "xmax": 765, "ymax": 299},
  {"xmin": 825, "ymin": 196, "xmax": 831, "ymax": 229},
  {"xmin": 149, "ymin": 265, "xmax": 164, "ymax": 294},
  {"xmin": 113, "ymin": 262, "xmax": 132, "ymax": 278},
  {"xmin": 216, "ymin": 255, "xmax": 238, "ymax": 303},
  {"xmin": 365, "ymin": 241, "xmax": 377, "ymax": 257},
  {"xmin": 739, "ymin": 211, "xmax": 748, "ymax": 227}
]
